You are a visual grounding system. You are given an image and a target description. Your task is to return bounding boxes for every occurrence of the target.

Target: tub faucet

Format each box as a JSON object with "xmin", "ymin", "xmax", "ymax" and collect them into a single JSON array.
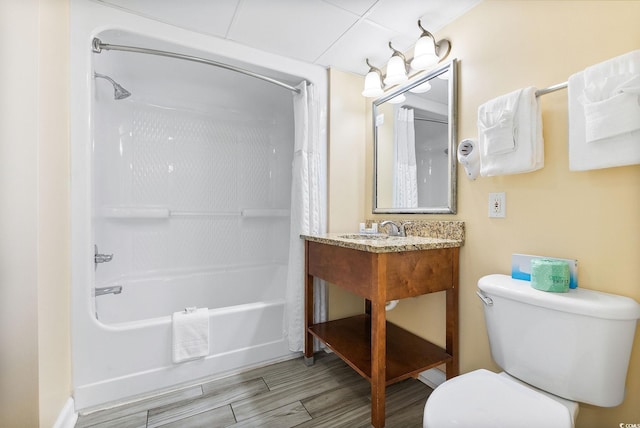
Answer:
[
  {"xmin": 94, "ymin": 244, "xmax": 113, "ymax": 267},
  {"xmin": 95, "ymin": 285, "xmax": 122, "ymax": 296},
  {"xmin": 380, "ymin": 221, "xmax": 411, "ymax": 237}
]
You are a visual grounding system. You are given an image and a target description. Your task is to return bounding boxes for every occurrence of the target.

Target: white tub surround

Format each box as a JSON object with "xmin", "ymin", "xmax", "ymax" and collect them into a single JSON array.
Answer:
[{"xmin": 71, "ymin": 0, "xmax": 327, "ymax": 410}]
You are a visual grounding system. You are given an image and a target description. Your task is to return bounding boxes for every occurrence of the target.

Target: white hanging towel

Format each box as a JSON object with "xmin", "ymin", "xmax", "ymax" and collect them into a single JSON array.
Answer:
[
  {"xmin": 569, "ymin": 50, "xmax": 640, "ymax": 171},
  {"xmin": 172, "ymin": 307, "xmax": 209, "ymax": 363},
  {"xmin": 477, "ymin": 87, "xmax": 543, "ymax": 176}
]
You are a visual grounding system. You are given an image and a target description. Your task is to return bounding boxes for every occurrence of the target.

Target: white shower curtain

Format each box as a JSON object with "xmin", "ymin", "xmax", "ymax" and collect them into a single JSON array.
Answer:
[
  {"xmin": 393, "ymin": 107, "xmax": 419, "ymax": 208},
  {"xmin": 285, "ymin": 81, "xmax": 327, "ymax": 352}
]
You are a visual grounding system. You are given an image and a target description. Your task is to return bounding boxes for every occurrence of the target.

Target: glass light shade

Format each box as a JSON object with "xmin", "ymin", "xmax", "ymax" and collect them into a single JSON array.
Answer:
[
  {"xmin": 362, "ymin": 70, "xmax": 384, "ymax": 97},
  {"xmin": 387, "ymin": 93, "xmax": 406, "ymax": 104},
  {"xmin": 437, "ymin": 70, "xmax": 450, "ymax": 80},
  {"xmin": 384, "ymin": 55, "xmax": 408, "ymax": 86},
  {"xmin": 409, "ymin": 80, "xmax": 432, "ymax": 93},
  {"xmin": 411, "ymin": 35, "xmax": 439, "ymax": 70}
]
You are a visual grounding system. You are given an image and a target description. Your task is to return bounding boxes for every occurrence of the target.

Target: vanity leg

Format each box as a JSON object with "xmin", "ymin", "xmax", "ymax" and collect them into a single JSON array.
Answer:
[
  {"xmin": 371, "ymin": 299, "xmax": 386, "ymax": 428},
  {"xmin": 304, "ymin": 242, "xmax": 315, "ymax": 364},
  {"xmin": 445, "ymin": 248, "xmax": 460, "ymax": 378}
]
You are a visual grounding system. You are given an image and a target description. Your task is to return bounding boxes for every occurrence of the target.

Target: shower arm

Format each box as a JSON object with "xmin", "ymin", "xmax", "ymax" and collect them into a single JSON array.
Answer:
[{"xmin": 92, "ymin": 38, "xmax": 302, "ymax": 94}]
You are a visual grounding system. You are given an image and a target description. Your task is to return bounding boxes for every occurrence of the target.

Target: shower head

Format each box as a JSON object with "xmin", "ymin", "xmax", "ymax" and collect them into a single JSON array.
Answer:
[{"xmin": 94, "ymin": 72, "xmax": 131, "ymax": 100}]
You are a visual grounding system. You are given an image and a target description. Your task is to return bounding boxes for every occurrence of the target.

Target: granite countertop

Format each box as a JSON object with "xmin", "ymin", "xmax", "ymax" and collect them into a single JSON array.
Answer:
[{"xmin": 300, "ymin": 233, "xmax": 462, "ymax": 254}]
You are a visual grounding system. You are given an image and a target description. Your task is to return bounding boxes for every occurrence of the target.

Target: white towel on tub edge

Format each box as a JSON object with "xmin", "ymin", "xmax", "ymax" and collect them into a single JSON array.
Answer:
[{"xmin": 172, "ymin": 307, "xmax": 209, "ymax": 363}]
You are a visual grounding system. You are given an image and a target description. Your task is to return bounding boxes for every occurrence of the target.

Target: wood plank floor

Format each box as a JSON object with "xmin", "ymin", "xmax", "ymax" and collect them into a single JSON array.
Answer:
[{"xmin": 75, "ymin": 352, "xmax": 432, "ymax": 428}]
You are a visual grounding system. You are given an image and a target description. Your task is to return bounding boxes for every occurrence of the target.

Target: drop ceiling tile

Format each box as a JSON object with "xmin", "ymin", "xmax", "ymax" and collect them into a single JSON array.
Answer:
[
  {"xmin": 227, "ymin": 0, "xmax": 360, "ymax": 63},
  {"xmin": 321, "ymin": 0, "xmax": 379, "ymax": 17},
  {"xmin": 96, "ymin": 0, "xmax": 483, "ymax": 76},
  {"xmin": 316, "ymin": 20, "xmax": 414, "ymax": 74},
  {"xmin": 367, "ymin": 0, "xmax": 481, "ymax": 36},
  {"xmin": 417, "ymin": 0, "xmax": 484, "ymax": 31},
  {"xmin": 366, "ymin": 0, "xmax": 442, "ymax": 36},
  {"xmin": 97, "ymin": 0, "xmax": 241, "ymax": 38}
]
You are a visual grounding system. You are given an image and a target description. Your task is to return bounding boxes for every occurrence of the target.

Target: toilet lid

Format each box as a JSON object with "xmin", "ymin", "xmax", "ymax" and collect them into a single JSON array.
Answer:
[{"xmin": 424, "ymin": 369, "xmax": 575, "ymax": 428}]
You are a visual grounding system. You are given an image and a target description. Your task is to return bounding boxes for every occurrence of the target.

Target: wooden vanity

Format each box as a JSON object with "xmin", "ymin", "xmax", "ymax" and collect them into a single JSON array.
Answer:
[{"xmin": 302, "ymin": 233, "xmax": 461, "ymax": 428}]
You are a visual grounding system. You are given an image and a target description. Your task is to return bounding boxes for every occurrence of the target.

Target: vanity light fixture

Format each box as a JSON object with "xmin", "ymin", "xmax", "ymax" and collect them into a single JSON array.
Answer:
[
  {"xmin": 361, "ymin": 59, "xmax": 384, "ymax": 97},
  {"xmin": 384, "ymin": 42, "xmax": 409, "ymax": 86},
  {"xmin": 387, "ymin": 93, "xmax": 407, "ymax": 104},
  {"xmin": 411, "ymin": 20, "xmax": 451, "ymax": 70},
  {"xmin": 361, "ymin": 20, "xmax": 452, "ymax": 98},
  {"xmin": 409, "ymin": 80, "xmax": 432, "ymax": 93}
]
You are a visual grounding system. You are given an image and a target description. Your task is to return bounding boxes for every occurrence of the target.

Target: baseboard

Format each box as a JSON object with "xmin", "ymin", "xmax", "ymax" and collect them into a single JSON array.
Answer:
[
  {"xmin": 53, "ymin": 398, "xmax": 78, "ymax": 428},
  {"xmin": 418, "ymin": 367, "xmax": 446, "ymax": 389}
]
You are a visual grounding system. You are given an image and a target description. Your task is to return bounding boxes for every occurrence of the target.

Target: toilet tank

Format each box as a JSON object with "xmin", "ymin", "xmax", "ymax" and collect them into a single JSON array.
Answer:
[{"xmin": 477, "ymin": 274, "xmax": 640, "ymax": 407}]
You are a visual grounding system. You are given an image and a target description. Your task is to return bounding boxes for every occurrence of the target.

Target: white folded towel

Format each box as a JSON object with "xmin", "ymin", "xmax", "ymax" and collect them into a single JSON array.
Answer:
[
  {"xmin": 569, "ymin": 50, "xmax": 640, "ymax": 171},
  {"xmin": 583, "ymin": 75, "xmax": 640, "ymax": 143},
  {"xmin": 477, "ymin": 87, "xmax": 543, "ymax": 176},
  {"xmin": 172, "ymin": 307, "xmax": 209, "ymax": 363},
  {"xmin": 582, "ymin": 50, "xmax": 640, "ymax": 143}
]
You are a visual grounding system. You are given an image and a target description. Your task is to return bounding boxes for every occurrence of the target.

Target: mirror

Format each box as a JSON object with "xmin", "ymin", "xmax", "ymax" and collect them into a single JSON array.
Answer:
[{"xmin": 373, "ymin": 59, "xmax": 457, "ymax": 214}]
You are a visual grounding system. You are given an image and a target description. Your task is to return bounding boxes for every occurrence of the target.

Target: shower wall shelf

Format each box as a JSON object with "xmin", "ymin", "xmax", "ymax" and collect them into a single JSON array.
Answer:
[
  {"xmin": 101, "ymin": 207, "xmax": 170, "ymax": 219},
  {"xmin": 241, "ymin": 209, "xmax": 290, "ymax": 217},
  {"xmin": 101, "ymin": 207, "xmax": 290, "ymax": 219}
]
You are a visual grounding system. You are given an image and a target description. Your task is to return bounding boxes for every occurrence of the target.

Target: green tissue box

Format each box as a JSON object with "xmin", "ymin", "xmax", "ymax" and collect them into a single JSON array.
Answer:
[{"xmin": 531, "ymin": 258, "xmax": 570, "ymax": 293}]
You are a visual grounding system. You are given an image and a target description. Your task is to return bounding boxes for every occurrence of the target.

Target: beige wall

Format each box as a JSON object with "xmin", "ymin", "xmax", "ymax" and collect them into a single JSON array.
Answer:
[
  {"xmin": 37, "ymin": 0, "xmax": 71, "ymax": 426},
  {"xmin": 0, "ymin": 1, "xmax": 41, "ymax": 425},
  {"xmin": 327, "ymin": 69, "xmax": 369, "ymax": 318},
  {"xmin": 0, "ymin": 0, "xmax": 71, "ymax": 426},
  {"xmin": 332, "ymin": 1, "xmax": 640, "ymax": 427}
]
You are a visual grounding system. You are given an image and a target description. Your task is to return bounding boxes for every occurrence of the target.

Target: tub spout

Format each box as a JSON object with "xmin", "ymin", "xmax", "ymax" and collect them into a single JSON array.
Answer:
[{"xmin": 95, "ymin": 286, "xmax": 122, "ymax": 296}]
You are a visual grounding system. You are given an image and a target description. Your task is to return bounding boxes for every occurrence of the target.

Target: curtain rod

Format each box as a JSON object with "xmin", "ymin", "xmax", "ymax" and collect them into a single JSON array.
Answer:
[
  {"xmin": 414, "ymin": 117, "xmax": 448, "ymax": 124},
  {"xmin": 535, "ymin": 81, "xmax": 568, "ymax": 97},
  {"xmin": 92, "ymin": 38, "xmax": 302, "ymax": 94}
]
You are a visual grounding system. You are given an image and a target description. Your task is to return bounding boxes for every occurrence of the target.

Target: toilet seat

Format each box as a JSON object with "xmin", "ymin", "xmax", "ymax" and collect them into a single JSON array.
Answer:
[{"xmin": 423, "ymin": 369, "xmax": 578, "ymax": 428}]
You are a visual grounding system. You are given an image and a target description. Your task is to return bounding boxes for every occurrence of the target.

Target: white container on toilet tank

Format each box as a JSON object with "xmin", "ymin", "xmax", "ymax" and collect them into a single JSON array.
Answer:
[{"xmin": 478, "ymin": 274, "xmax": 640, "ymax": 407}]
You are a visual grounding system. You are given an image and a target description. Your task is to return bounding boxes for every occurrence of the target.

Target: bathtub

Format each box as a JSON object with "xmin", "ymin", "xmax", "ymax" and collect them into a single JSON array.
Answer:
[
  {"xmin": 96, "ymin": 264, "xmax": 287, "ymax": 324},
  {"xmin": 70, "ymin": 0, "xmax": 327, "ymax": 410},
  {"xmin": 74, "ymin": 264, "xmax": 292, "ymax": 410}
]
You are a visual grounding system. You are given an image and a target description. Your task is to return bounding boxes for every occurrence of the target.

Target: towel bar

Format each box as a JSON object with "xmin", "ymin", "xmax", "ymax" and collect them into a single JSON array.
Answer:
[{"xmin": 535, "ymin": 81, "xmax": 568, "ymax": 97}]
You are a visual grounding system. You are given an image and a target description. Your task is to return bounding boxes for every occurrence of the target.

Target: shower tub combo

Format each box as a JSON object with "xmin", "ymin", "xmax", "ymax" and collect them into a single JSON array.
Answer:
[{"xmin": 71, "ymin": 2, "xmax": 326, "ymax": 410}]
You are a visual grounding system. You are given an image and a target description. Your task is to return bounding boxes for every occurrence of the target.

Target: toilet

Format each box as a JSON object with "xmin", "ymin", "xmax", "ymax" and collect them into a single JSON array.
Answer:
[{"xmin": 424, "ymin": 274, "xmax": 640, "ymax": 428}]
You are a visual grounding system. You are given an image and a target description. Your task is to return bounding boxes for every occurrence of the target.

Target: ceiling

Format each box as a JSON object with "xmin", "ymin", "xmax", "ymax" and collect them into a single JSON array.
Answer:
[{"xmin": 97, "ymin": 0, "xmax": 482, "ymax": 76}]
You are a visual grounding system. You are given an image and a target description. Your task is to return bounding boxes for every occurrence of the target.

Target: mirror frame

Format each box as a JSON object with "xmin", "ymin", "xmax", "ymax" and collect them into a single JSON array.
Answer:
[{"xmin": 372, "ymin": 59, "xmax": 457, "ymax": 214}]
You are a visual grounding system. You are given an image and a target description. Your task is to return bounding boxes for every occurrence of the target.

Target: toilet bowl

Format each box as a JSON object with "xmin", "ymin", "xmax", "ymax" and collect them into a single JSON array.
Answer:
[
  {"xmin": 424, "ymin": 369, "xmax": 578, "ymax": 428},
  {"xmin": 423, "ymin": 274, "xmax": 640, "ymax": 428}
]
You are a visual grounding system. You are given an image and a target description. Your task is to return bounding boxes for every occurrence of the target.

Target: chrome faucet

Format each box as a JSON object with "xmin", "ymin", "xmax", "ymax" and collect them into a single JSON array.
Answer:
[
  {"xmin": 94, "ymin": 244, "xmax": 113, "ymax": 268},
  {"xmin": 95, "ymin": 285, "xmax": 123, "ymax": 296},
  {"xmin": 380, "ymin": 221, "xmax": 411, "ymax": 237}
]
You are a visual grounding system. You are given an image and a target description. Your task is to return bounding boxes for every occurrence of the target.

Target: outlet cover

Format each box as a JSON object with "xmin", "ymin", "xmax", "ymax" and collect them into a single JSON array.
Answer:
[{"xmin": 489, "ymin": 192, "xmax": 506, "ymax": 218}]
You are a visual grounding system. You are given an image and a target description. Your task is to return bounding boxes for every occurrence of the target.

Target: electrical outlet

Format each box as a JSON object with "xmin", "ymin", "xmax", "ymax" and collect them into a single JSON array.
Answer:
[{"xmin": 488, "ymin": 192, "xmax": 506, "ymax": 218}]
